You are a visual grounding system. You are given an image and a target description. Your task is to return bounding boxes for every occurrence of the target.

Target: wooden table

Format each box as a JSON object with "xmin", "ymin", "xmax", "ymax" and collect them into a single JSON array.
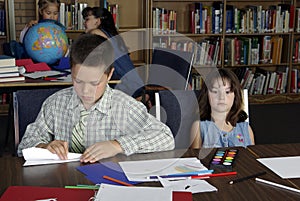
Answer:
[
  {"xmin": 248, "ymin": 143, "xmax": 300, "ymax": 190},
  {"xmin": 1, "ymin": 146, "xmax": 300, "ymax": 200}
]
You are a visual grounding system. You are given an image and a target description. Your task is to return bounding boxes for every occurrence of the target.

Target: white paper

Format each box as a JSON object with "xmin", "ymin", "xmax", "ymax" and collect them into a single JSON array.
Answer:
[
  {"xmin": 158, "ymin": 176, "xmax": 218, "ymax": 194},
  {"xmin": 119, "ymin": 157, "xmax": 207, "ymax": 182},
  {"xmin": 95, "ymin": 183, "xmax": 172, "ymax": 201},
  {"xmin": 22, "ymin": 147, "xmax": 81, "ymax": 166},
  {"xmin": 23, "ymin": 70, "xmax": 63, "ymax": 79},
  {"xmin": 257, "ymin": 156, "xmax": 300, "ymax": 179}
]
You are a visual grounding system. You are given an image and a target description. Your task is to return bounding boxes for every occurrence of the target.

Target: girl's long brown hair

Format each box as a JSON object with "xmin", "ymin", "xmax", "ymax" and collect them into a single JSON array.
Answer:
[{"xmin": 198, "ymin": 68, "xmax": 248, "ymax": 126}]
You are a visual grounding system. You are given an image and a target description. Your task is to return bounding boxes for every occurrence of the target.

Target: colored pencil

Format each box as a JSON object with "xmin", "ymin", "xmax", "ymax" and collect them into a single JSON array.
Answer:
[
  {"xmin": 191, "ymin": 171, "xmax": 237, "ymax": 179},
  {"xmin": 103, "ymin": 175, "xmax": 134, "ymax": 186},
  {"xmin": 229, "ymin": 171, "xmax": 266, "ymax": 184}
]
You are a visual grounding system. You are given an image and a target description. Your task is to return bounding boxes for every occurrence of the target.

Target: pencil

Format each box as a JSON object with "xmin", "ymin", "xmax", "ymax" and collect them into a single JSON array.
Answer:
[
  {"xmin": 229, "ymin": 171, "xmax": 266, "ymax": 184},
  {"xmin": 103, "ymin": 175, "xmax": 134, "ymax": 186},
  {"xmin": 255, "ymin": 178, "xmax": 300, "ymax": 194}
]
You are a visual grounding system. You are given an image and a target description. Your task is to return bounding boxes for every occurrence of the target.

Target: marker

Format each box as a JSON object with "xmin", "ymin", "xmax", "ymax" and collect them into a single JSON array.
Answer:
[
  {"xmin": 103, "ymin": 175, "xmax": 134, "ymax": 186},
  {"xmin": 229, "ymin": 171, "xmax": 266, "ymax": 184},
  {"xmin": 192, "ymin": 171, "xmax": 237, "ymax": 179},
  {"xmin": 255, "ymin": 178, "xmax": 300, "ymax": 194},
  {"xmin": 64, "ymin": 185, "xmax": 99, "ymax": 190}
]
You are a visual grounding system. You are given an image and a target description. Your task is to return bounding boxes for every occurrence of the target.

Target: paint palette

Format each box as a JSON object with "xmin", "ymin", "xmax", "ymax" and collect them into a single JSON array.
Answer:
[{"xmin": 209, "ymin": 148, "xmax": 238, "ymax": 170}]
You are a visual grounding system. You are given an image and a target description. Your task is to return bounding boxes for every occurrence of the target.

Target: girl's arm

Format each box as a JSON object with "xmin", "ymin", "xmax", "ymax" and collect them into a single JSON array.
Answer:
[
  {"xmin": 190, "ymin": 120, "xmax": 202, "ymax": 148},
  {"xmin": 248, "ymin": 125, "xmax": 255, "ymax": 145}
]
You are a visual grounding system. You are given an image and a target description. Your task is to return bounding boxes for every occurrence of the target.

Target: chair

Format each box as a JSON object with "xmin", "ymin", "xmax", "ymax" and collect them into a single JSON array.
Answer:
[
  {"xmin": 154, "ymin": 90, "xmax": 200, "ymax": 148},
  {"xmin": 242, "ymin": 89, "xmax": 249, "ymax": 122},
  {"xmin": 13, "ymin": 88, "xmax": 62, "ymax": 150},
  {"xmin": 146, "ymin": 47, "xmax": 194, "ymax": 91}
]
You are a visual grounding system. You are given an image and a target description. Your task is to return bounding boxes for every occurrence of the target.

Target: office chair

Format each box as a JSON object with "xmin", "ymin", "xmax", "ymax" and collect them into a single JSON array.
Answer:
[
  {"xmin": 146, "ymin": 47, "xmax": 194, "ymax": 90},
  {"xmin": 154, "ymin": 90, "xmax": 200, "ymax": 148},
  {"xmin": 13, "ymin": 88, "xmax": 62, "ymax": 150}
]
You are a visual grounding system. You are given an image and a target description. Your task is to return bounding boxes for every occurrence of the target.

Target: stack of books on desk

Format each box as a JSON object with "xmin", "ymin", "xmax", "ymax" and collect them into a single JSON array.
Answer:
[{"xmin": 0, "ymin": 55, "xmax": 25, "ymax": 82}]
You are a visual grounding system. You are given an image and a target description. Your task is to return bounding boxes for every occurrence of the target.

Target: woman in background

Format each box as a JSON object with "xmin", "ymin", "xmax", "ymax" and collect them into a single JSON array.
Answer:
[{"xmin": 82, "ymin": 7, "xmax": 147, "ymax": 102}]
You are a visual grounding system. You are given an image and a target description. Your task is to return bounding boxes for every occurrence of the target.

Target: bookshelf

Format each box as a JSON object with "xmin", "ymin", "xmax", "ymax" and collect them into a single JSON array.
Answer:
[
  {"xmin": 38, "ymin": 0, "xmax": 149, "ymax": 67},
  {"xmin": 0, "ymin": 0, "xmax": 9, "ymax": 55},
  {"xmin": 148, "ymin": 0, "xmax": 300, "ymax": 105}
]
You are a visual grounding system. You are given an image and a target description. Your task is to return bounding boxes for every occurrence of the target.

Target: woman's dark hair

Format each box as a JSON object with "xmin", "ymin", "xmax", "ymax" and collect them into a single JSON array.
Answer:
[
  {"xmin": 82, "ymin": 7, "xmax": 127, "ymax": 51},
  {"xmin": 198, "ymin": 68, "xmax": 248, "ymax": 126}
]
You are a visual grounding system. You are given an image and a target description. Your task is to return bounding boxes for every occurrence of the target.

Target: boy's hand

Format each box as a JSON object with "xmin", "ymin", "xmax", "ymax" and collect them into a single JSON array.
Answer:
[
  {"xmin": 36, "ymin": 140, "xmax": 69, "ymax": 160},
  {"xmin": 80, "ymin": 140, "xmax": 123, "ymax": 163}
]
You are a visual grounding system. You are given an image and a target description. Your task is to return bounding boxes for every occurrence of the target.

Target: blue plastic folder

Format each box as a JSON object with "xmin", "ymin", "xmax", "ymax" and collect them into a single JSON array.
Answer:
[{"xmin": 76, "ymin": 161, "xmax": 139, "ymax": 185}]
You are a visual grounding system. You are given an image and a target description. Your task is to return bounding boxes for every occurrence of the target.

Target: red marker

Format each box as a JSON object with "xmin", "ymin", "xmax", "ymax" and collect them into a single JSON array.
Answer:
[{"xmin": 191, "ymin": 171, "xmax": 237, "ymax": 179}]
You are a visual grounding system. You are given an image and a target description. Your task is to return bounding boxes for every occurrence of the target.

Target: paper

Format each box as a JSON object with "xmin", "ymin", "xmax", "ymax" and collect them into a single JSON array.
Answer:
[
  {"xmin": 158, "ymin": 176, "xmax": 217, "ymax": 194},
  {"xmin": 22, "ymin": 147, "xmax": 81, "ymax": 166},
  {"xmin": 95, "ymin": 183, "xmax": 172, "ymax": 201},
  {"xmin": 119, "ymin": 157, "xmax": 207, "ymax": 182},
  {"xmin": 23, "ymin": 70, "xmax": 64, "ymax": 79},
  {"xmin": 257, "ymin": 156, "xmax": 300, "ymax": 179}
]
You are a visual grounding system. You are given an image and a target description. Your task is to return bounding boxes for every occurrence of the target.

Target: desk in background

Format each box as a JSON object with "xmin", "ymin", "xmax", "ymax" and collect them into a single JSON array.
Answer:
[{"xmin": 1, "ymin": 146, "xmax": 300, "ymax": 200}]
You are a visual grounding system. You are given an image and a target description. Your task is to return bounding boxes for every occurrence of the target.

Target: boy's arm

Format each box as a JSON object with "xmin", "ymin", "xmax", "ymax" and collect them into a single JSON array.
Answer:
[
  {"xmin": 17, "ymin": 103, "xmax": 54, "ymax": 157},
  {"xmin": 115, "ymin": 102, "xmax": 175, "ymax": 155}
]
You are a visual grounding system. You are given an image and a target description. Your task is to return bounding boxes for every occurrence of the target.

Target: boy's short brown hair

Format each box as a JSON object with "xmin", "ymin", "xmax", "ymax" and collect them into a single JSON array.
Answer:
[{"xmin": 70, "ymin": 33, "xmax": 114, "ymax": 74}]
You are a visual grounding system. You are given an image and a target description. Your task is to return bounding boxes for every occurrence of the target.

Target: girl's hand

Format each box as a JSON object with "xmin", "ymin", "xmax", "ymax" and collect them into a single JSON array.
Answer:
[{"xmin": 26, "ymin": 20, "xmax": 38, "ymax": 28}]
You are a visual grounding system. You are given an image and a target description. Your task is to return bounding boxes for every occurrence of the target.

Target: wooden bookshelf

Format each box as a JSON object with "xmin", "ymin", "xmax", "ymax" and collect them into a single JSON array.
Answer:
[
  {"xmin": 0, "ymin": 0, "xmax": 9, "ymax": 55},
  {"xmin": 38, "ymin": 0, "xmax": 149, "ymax": 67},
  {"xmin": 148, "ymin": 0, "xmax": 300, "ymax": 104}
]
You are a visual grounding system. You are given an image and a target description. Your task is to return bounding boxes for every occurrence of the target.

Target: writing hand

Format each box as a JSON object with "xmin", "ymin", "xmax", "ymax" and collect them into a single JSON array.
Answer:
[
  {"xmin": 80, "ymin": 140, "xmax": 123, "ymax": 163},
  {"xmin": 37, "ymin": 140, "xmax": 69, "ymax": 160}
]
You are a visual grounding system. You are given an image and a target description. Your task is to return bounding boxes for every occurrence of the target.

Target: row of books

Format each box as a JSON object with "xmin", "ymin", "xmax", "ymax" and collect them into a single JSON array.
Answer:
[
  {"xmin": 0, "ymin": 4, "xmax": 6, "ymax": 36},
  {"xmin": 225, "ymin": 4, "xmax": 293, "ymax": 34},
  {"xmin": 152, "ymin": 36, "xmax": 221, "ymax": 66},
  {"xmin": 224, "ymin": 36, "xmax": 283, "ymax": 66},
  {"xmin": 59, "ymin": 2, "xmax": 119, "ymax": 31},
  {"xmin": 152, "ymin": 7, "xmax": 177, "ymax": 35},
  {"xmin": 0, "ymin": 93, "xmax": 8, "ymax": 104},
  {"xmin": 189, "ymin": 2, "xmax": 223, "ymax": 34},
  {"xmin": 59, "ymin": 2, "xmax": 88, "ymax": 30},
  {"xmin": 235, "ymin": 67, "xmax": 289, "ymax": 95},
  {"xmin": 292, "ymin": 38, "xmax": 300, "ymax": 63}
]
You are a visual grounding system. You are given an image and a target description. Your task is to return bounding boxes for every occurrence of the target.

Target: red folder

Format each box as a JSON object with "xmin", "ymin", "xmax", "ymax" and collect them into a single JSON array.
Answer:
[
  {"xmin": 0, "ymin": 186, "xmax": 95, "ymax": 201},
  {"xmin": 0, "ymin": 186, "xmax": 192, "ymax": 201}
]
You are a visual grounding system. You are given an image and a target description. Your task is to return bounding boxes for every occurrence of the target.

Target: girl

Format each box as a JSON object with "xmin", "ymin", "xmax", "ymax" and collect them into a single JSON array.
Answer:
[
  {"xmin": 191, "ymin": 68, "xmax": 255, "ymax": 148},
  {"xmin": 81, "ymin": 7, "xmax": 147, "ymax": 102},
  {"xmin": 20, "ymin": 0, "xmax": 61, "ymax": 43}
]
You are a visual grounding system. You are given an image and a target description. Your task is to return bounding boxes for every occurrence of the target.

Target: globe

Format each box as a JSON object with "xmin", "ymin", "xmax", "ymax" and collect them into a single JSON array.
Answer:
[{"xmin": 23, "ymin": 20, "xmax": 68, "ymax": 65}]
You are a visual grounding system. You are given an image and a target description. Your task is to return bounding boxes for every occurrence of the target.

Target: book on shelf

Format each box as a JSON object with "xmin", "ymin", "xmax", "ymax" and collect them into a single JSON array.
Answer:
[
  {"xmin": 0, "ymin": 55, "xmax": 16, "ymax": 67},
  {"xmin": 0, "ymin": 75, "xmax": 25, "ymax": 83}
]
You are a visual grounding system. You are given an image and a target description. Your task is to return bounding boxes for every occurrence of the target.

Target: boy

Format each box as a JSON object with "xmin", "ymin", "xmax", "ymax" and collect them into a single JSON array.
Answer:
[{"xmin": 17, "ymin": 34, "xmax": 175, "ymax": 163}]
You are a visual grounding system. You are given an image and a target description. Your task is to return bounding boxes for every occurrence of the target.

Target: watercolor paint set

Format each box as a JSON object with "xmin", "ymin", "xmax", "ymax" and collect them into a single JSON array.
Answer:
[{"xmin": 209, "ymin": 148, "xmax": 238, "ymax": 170}]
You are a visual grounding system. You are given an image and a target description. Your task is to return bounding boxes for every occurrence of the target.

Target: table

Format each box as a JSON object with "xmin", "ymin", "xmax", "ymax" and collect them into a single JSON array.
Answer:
[
  {"xmin": 248, "ymin": 143, "xmax": 300, "ymax": 190},
  {"xmin": 1, "ymin": 146, "xmax": 300, "ymax": 200}
]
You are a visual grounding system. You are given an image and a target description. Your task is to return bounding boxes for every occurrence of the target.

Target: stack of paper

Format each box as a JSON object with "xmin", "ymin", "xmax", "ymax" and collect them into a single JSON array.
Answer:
[{"xmin": 22, "ymin": 147, "xmax": 81, "ymax": 166}]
